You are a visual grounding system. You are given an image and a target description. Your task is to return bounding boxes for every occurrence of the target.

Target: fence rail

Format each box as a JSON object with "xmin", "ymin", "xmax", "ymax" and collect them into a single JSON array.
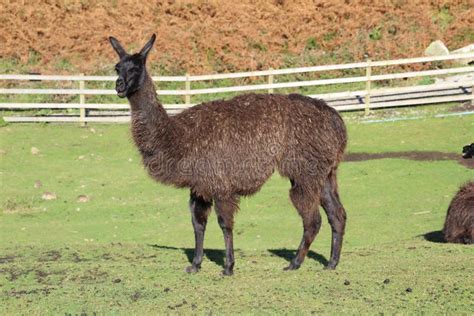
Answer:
[{"xmin": 1, "ymin": 52, "xmax": 473, "ymax": 124}]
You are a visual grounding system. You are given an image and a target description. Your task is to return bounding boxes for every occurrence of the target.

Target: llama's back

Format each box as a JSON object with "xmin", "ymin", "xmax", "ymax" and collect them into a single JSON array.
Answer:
[
  {"xmin": 281, "ymin": 94, "xmax": 347, "ymax": 166},
  {"xmin": 175, "ymin": 93, "xmax": 346, "ymax": 157},
  {"xmin": 173, "ymin": 93, "xmax": 346, "ymax": 198}
]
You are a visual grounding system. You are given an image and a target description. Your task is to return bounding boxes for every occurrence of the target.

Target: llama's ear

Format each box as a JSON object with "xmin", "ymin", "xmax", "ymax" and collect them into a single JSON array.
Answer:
[
  {"xmin": 109, "ymin": 36, "xmax": 127, "ymax": 58},
  {"xmin": 139, "ymin": 34, "xmax": 156, "ymax": 59}
]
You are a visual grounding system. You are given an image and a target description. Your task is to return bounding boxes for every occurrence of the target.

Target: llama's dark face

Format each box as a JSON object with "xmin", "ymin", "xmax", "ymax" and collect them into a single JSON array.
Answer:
[
  {"xmin": 109, "ymin": 34, "xmax": 156, "ymax": 98},
  {"xmin": 113, "ymin": 54, "xmax": 146, "ymax": 98},
  {"xmin": 462, "ymin": 143, "xmax": 474, "ymax": 159}
]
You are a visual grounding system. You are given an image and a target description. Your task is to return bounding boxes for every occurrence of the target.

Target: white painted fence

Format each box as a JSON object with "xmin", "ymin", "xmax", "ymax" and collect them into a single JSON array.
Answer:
[{"xmin": 0, "ymin": 53, "xmax": 473, "ymax": 124}]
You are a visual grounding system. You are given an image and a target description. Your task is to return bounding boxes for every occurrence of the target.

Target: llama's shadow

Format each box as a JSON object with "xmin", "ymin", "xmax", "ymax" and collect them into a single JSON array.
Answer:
[
  {"xmin": 148, "ymin": 244, "xmax": 225, "ymax": 267},
  {"xmin": 268, "ymin": 248, "xmax": 328, "ymax": 266},
  {"xmin": 148, "ymin": 244, "xmax": 329, "ymax": 268},
  {"xmin": 422, "ymin": 230, "xmax": 445, "ymax": 243}
]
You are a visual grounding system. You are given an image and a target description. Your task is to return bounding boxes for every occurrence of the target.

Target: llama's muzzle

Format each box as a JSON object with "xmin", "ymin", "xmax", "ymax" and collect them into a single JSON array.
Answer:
[{"xmin": 115, "ymin": 78, "xmax": 127, "ymax": 98}]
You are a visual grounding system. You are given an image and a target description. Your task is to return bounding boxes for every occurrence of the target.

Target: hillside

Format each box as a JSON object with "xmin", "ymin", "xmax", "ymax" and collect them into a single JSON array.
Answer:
[{"xmin": 0, "ymin": 0, "xmax": 472, "ymax": 74}]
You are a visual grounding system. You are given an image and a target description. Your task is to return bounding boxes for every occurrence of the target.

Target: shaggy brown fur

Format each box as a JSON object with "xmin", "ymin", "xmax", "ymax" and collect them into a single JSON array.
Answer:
[
  {"xmin": 110, "ymin": 35, "xmax": 348, "ymax": 275},
  {"xmin": 443, "ymin": 181, "xmax": 474, "ymax": 244}
]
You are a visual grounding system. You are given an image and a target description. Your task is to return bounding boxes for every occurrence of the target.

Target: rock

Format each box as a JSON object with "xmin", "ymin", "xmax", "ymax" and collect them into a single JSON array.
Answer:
[
  {"xmin": 424, "ymin": 40, "xmax": 449, "ymax": 57},
  {"xmin": 42, "ymin": 192, "xmax": 57, "ymax": 200},
  {"xmin": 31, "ymin": 147, "xmax": 40, "ymax": 155},
  {"xmin": 406, "ymin": 287, "xmax": 413, "ymax": 293},
  {"xmin": 34, "ymin": 180, "xmax": 42, "ymax": 189},
  {"xmin": 383, "ymin": 278, "xmax": 390, "ymax": 284},
  {"xmin": 344, "ymin": 279, "xmax": 350, "ymax": 286},
  {"xmin": 451, "ymin": 44, "xmax": 474, "ymax": 65},
  {"xmin": 77, "ymin": 195, "xmax": 90, "ymax": 203}
]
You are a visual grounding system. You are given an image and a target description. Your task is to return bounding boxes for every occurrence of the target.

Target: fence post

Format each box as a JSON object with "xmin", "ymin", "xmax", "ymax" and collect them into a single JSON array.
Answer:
[
  {"xmin": 185, "ymin": 73, "xmax": 191, "ymax": 106},
  {"xmin": 364, "ymin": 58, "xmax": 372, "ymax": 115},
  {"xmin": 268, "ymin": 68, "xmax": 274, "ymax": 94},
  {"xmin": 79, "ymin": 73, "xmax": 86, "ymax": 126}
]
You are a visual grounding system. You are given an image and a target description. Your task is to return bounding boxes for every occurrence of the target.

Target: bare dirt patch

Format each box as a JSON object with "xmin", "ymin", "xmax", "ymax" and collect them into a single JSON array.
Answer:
[
  {"xmin": 2, "ymin": 198, "xmax": 36, "ymax": 214},
  {"xmin": 344, "ymin": 151, "xmax": 473, "ymax": 169},
  {"xmin": 0, "ymin": 256, "xmax": 16, "ymax": 264},
  {"xmin": 0, "ymin": 267, "xmax": 33, "ymax": 282},
  {"xmin": 449, "ymin": 102, "xmax": 474, "ymax": 113},
  {"xmin": 34, "ymin": 270, "xmax": 51, "ymax": 283},
  {"xmin": 38, "ymin": 250, "xmax": 62, "ymax": 262},
  {"xmin": 7, "ymin": 287, "xmax": 55, "ymax": 298},
  {"xmin": 71, "ymin": 252, "xmax": 87, "ymax": 263},
  {"xmin": 67, "ymin": 266, "xmax": 109, "ymax": 284}
]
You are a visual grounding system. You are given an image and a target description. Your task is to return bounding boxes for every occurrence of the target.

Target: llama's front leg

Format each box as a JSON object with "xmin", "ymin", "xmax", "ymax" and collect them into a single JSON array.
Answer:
[
  {"xmin": 215, "ymin": 198, "xmax": 238, "ymax": 276},
  {"xmin": 186, "ymin": 192, "xmax": 212, "ymax": 273}
]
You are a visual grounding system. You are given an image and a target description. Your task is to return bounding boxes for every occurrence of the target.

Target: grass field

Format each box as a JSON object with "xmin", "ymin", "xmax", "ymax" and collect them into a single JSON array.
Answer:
[{"xmin": 0, "ymin": 113, "xmax": 473, "ymax": 314}]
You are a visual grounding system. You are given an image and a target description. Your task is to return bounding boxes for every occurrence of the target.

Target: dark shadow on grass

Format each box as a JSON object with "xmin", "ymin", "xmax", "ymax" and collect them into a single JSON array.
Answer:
[
  {"xmin": 147, "ymin": 244, "xmax": 225, "ymax": 267},
  {"xmin": 344, "ymin": 151, "xmax": 473, "ymax": 169},
  {"xmin": 268, "ymin": 248, "xmax": 328, "ymax": 266},
  {"xmin": 422, "ymin": 230, "xmax": 446, "ymax": 243}
]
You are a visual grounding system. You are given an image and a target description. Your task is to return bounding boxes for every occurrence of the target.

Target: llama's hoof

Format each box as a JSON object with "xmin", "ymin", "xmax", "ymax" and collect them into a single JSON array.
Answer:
[
  {"xmin": 221, "ymin": 269, "xmax": 233, "ymax": 276},
  {"xmin": 283, "ymin": 263, "xmax": 300, "ymax": 271},
  {"xmin": 185, "ymin": 265, "xmax": 200, "ymax": 273},
  {"xmin": 324, "ymin": 263, "xmax": 337, "ymax": 270}
]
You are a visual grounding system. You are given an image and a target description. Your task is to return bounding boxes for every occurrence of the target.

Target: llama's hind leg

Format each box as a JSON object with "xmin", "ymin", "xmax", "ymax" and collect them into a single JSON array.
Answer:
[
  {"xmin": 320, "ymin": 171, "xmax": 347, "ymax": 270},
  {"xmin": 186, "ymin": 192, "xmax": 212, "ymax": 273},
  {"xmin": 285, "ymin": 182, "xmax": 322, "ymax": 270},
  {"xmin": 215, "ymin": 197, "xmax": 239, "ymax": 276}
]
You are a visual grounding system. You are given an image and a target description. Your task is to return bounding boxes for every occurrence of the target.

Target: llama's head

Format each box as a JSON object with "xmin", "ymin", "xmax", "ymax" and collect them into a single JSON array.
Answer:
[
  {"xmin": 462, "ymin": 143, "xmax": 474, "ymax": 159},
  {"xmin": 109, "ymin": 34, "xmax": 156, "ymax": 98}
]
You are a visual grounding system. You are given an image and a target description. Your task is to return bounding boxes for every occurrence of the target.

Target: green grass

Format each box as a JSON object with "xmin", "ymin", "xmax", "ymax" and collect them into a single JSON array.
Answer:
[{"xmin": 0, "ymin": 115, "xmax": 473, "ymax": 314}]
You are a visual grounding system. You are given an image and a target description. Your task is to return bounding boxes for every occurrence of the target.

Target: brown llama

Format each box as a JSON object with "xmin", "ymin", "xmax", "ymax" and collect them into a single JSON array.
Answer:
[
  {"xmin": 443, "ymin": 181, "xmax": 474, "ymax": 244},
  {"xmin": 109, "ymin": 34, "xmax": 348, "ymax": 275},
  {"xmin": 442, "ymin": 145, "xmax": 474, "ymax": 244},
  {"xmin": 443, "ymin": 177, "xmax": 473, "ymax": 244}
]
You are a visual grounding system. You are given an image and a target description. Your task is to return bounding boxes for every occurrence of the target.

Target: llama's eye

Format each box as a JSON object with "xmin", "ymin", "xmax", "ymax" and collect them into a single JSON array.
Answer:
[{"xmin": 115, "ymin": 65, "xmax": 120, "ymax": 73}]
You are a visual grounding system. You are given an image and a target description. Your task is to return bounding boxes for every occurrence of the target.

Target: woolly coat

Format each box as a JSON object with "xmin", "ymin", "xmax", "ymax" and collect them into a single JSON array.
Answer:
[
  {"xmin": 443, "ymin": 181, "xmax": 474, "ymax": 244},
  {"xmin": 129, "ymin": 73, "xmax": 347, "ymax": 201}
]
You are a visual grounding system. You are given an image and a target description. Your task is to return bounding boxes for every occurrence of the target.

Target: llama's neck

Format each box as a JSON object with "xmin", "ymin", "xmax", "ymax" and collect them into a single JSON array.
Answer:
[{"xmin": 128, "ymin": 72, "xmax": 175, "ymax": 160}]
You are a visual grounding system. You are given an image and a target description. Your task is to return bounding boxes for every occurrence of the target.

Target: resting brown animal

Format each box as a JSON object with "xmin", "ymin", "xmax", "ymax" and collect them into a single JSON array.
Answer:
[
  {"xmin": 109, "ymin": 34, "xmax": 348, "ymax": 275},
  {"xmin": 443, "ymin": 181, "xmax": 474, "ymax": 244}
]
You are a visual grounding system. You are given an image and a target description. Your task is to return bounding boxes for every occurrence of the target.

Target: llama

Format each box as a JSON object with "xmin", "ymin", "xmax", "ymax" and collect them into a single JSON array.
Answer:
[
  {"xmin": 109, "ymin": 34, "xmax": 348, "ymax": 275},
  {"xmin": 442, "ymin": 145, "xmax": 474, "ymax": 244},
  {"xmin": 443, "ymin": 181, "xmax": 474, "ymax": 244}
]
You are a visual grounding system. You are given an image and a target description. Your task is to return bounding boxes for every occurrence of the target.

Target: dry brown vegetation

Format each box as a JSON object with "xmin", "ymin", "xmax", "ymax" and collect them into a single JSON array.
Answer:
[{"xmin": 0, "ymin": 0, "xmax": 472, "ymax": 74}]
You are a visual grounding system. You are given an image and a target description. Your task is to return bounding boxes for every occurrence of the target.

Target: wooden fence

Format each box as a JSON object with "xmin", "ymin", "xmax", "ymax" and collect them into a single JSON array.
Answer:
[{"xmin": 0, "ymin": 53, "xmax": 473, "ymax": 124}]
